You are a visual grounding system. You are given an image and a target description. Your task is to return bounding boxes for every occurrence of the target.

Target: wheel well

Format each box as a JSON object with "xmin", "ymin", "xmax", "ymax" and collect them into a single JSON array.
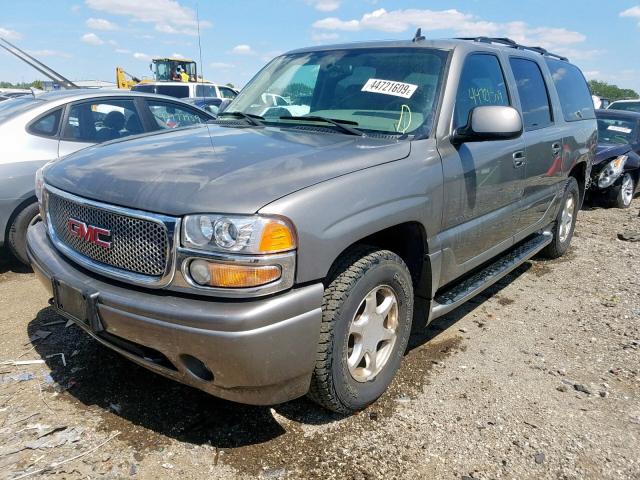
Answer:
[
  {"xmin": 327, "ymin": 222, "xmax": 430, "ymax": 296},
  {"xmin": 568, "ymin": 162, "xmax": 587, "ymax": 206},
  {"xmin": 3, "ymin": 196, "xmax": 37, "ymax": 244}
]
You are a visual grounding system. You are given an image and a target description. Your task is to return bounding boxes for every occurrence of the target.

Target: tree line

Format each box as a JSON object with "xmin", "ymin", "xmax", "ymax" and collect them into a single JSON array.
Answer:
[{"xmin": 588, "ymin": 80, "xmax": 638, "ymax": 101}]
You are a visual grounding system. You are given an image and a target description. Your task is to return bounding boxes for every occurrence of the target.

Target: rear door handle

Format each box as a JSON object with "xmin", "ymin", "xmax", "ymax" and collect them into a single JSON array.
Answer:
[
  {"xmin": 512, "ymin": 151, "xmax": 526, "ymax": 168},
  {"xmin": 552, "ymin": 142, "xmax": 562, "ymax": 156}
]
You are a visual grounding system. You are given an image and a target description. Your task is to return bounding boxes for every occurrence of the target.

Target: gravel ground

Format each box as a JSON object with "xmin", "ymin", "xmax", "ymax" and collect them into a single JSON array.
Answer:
[{"xmin": 0, "ymin": 200, "xmax": 639, "ymax": 480}]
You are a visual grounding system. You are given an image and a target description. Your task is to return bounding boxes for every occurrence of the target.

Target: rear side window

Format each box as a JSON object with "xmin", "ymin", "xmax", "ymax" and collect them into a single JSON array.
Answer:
[
  {"xmin": 509, "ymin": 58, "xmax": 553, "ymax": 130},
  {"xmin": 156, "ymin": 85, "xmax": 190, "ymax": 98},
  {"xmin": 546, "ymin": 59, "xmax": 595, "ymax": 122},
  {"xmin": 195, "ymin": 84, "xmax": 217, "ymax": 97},
  {"xmin": 132, "ymin": 84, "xmax": 190, "ymax": 98},
  {"xmin": 29, "ymin": 108, "xmax": 62, "ymax": 137},
  {"xmin": 454, "ymin": 54, "xmax": 510, "ymax": 129}
]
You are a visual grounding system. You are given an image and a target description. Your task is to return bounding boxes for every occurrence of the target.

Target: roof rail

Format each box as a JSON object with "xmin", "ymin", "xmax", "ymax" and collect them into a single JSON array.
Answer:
[{"xmin": 456, "ymin": 37, "xmax": 569, "ymax": 62}]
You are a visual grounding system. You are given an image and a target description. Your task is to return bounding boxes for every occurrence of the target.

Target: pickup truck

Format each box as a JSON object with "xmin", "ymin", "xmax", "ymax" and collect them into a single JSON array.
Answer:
[{"xmin": 27, "ymin": 35, "xmax": 597, "ymax": 413}]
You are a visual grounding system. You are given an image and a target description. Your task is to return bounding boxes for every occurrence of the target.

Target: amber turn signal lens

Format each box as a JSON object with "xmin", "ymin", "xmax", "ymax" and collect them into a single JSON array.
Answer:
[
  {"xmin": 258, "ymin": 220, "xmax": 295, "ymax": 253},
  {"xmin": 189, "ymin": 260, "xmax": 281, "ymax": 288}
]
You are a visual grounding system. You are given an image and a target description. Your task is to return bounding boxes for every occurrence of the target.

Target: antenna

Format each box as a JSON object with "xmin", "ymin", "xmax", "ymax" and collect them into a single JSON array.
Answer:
[
  {"xmin": 412, "ymin": 28, "xmax": 425, "ymax": 42},
  {"xmin": 196, "ymin": 3, "xmax": 216, "ymax": 149}
]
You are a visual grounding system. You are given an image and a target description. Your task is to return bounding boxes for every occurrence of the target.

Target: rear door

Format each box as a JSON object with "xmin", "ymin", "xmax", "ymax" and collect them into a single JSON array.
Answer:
[
  {"xmin": 437, "ymin": 52, "xmax": 525, "ymax": 283},
  {"xmin": 507, "ymin": 56, "xmax": 561, "ymax": 232}
]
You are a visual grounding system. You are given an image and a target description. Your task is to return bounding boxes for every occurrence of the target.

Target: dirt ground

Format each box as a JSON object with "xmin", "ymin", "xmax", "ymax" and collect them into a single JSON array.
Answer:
[{"xmin": 1, "ymin": 199, "xmax": 639, "ymax": 480}]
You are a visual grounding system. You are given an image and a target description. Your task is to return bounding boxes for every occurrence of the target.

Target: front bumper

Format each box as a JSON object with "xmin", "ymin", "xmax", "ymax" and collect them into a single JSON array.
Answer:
[{"xmin": 27, "ymin": 222, "xmax": 324, "ymax": 405}]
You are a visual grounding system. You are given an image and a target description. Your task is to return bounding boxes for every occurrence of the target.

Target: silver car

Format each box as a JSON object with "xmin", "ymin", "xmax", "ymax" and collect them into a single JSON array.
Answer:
[{"xmin": 0, "ymin": 89, "xmax": 214, "ymax": 264}]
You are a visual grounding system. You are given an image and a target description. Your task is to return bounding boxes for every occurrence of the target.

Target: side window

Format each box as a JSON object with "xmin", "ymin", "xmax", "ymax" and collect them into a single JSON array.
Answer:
[
  {"xmin": 29, "ymin": 108, "xmax": 62, "ymax": 137},
  {"xmin": 146, "ymin": 100, "xmax": 209, "ymax": 130},
  {"xmin": 509, "ymin": 58, "xmax": 553, "ymax": 130},
  {"xmin": 219, "ymin": 87, "xmax": 237, "ymax": 99},
  {"xmin": 63, "ymin": 99, "xmax": 140, "ymax": 143},
  {"xmin": 454, "ymin": 54, "xmax": 510, "ymax": 129},
  {"xmin": 545, "ymin": 59, "xmax": 595, "ymax": 122}
]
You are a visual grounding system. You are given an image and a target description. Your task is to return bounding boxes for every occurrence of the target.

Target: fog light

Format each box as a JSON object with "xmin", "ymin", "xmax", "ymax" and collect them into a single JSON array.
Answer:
[
  {"xmin": 188, "ymin": 260, "xmax": 281, "ymax": 288},
  {"xmin": 189, "ymin": 259, "xmax": 212, "ymax": 285}
]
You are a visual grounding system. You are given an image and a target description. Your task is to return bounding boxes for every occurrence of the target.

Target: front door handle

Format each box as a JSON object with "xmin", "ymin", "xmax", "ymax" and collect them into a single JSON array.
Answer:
[
  {"xmin": 551, "ymin": 142, "xmax": 562, "ymax": 156},
  {"xmin": 512, "ymin": 151, "xmax": 526, "ymax": 168}
]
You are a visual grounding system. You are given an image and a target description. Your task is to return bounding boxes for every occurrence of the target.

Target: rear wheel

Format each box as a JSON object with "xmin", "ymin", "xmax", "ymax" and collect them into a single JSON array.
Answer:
[
  {"xmin": 612, "ymin": 173, "xmax": 635, "ymax": 209},
  {"xmin": 8, "ymin": 202, "xmax": 40, "ymax": 265},
  {"xmin": 308, "ymin": 246, "xmax": 414, "ymax": 414},
  {"xmin": 539, "ymin": 177, "xmax": 579, "ymax": 259}
]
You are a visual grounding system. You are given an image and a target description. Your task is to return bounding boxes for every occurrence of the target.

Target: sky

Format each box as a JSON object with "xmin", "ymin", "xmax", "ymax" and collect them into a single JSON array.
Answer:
[{"xmin": 1, "ymin": 0, "xmax": 640, "ymax": 91}]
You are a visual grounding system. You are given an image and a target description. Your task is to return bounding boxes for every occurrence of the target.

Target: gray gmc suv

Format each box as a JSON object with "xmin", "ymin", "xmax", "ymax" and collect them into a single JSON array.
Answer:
[{"xmin": 27, "ymin": 36, "xmax": 596, "ymax": 413}]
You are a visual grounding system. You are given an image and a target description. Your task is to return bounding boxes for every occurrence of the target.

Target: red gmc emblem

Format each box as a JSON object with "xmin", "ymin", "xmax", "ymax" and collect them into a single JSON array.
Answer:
[{"xmin": 67, "ymin": 218, "xmax": 112, "ymax": 249}]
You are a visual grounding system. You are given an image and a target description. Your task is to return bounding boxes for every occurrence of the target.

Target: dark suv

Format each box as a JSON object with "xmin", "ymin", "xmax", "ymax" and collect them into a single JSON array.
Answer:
[{"xmin": 28, "ymin": 35, "xmax": 596, "ymax": 413}]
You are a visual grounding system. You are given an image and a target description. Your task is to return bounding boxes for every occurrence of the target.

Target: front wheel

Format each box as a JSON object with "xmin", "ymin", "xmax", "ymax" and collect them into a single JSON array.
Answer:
[
  {"xmin": 308, "ymin": 247, "xmax": 414, "ymax": 414},
  {"xmin": 8, "ymin": 202, "xmax": 40, "ymax": 265},
  {"xmin": 539, "ymin": 177, "xmax": 580, "ymax": 259},
  {"xmin": 612, "ymin": 173, "xmax": 635, "ymax": 209}
]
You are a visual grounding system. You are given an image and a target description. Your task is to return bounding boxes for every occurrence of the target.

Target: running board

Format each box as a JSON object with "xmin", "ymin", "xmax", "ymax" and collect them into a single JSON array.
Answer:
[{"xmin": 429, "ymin": 231, "xmax": 552, "ymax": 321}]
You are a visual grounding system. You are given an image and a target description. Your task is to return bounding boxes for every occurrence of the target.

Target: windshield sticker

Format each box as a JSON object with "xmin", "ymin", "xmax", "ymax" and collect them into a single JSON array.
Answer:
[
  {"xmin": 361, "ymin": 79, "xmax": 418, "ymax": 99},
  {"xmin": 608, "ymin": 125, "xmax": 632, "ymax": 134}
]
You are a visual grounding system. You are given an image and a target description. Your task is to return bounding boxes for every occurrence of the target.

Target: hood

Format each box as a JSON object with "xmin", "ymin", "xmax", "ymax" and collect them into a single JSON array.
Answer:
[
  {"xmin": 44, "ymin": 125, "xmax": 410, "ymax": 216},
  {"xmin": 594, "ymin": 143, "xmax": 631, "ymax": 165}
]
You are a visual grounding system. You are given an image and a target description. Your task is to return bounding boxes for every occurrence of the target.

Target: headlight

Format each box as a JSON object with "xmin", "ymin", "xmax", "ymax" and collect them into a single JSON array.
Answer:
[
  {"xmin": 598, "ymin": 155, "xmax": 627, "ymax": 188},
  {"xmin": 182, "ymin": 214, "xmax": 296, "ymax": 254},
  {"xmin": 35, "ymin": 166, "xmax": 45, "ymax": 204}
]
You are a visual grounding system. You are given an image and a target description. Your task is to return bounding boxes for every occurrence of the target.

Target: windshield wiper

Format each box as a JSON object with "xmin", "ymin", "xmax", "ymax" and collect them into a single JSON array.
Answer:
[
  {"xmin": 279, "ymin": 115, "xmax": 365, "ymax": 136},
  {"xmin": 218, "ymin": 111, "xmax": 265, "ymax": 127}
]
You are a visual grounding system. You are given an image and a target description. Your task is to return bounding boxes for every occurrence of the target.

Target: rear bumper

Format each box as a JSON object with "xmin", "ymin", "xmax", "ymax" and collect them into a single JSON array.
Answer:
[{"xmin": 27, "ymin": 222, "xmax": 324, "ymax": 405}]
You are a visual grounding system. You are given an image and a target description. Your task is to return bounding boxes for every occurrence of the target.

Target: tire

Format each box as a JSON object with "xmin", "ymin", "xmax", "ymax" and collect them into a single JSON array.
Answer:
[
  {"xmin": 539, "ymin": 177, "xmax": 580, "ymax": 259},
  {"xmin": 611, "ymin": 173, "xmax": 635, "ymax": 209},
  {"xmin": 8, "ymin": 202, "xmax": 40, "ymax": 265},
  {"xmin": 307, "ymin": 246, "xmax": 414, "ymax": 414}
]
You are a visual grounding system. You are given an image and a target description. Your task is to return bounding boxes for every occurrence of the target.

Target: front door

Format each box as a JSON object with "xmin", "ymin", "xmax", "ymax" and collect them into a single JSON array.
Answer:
[{"xmin": 437, "ymin": 53, "xmax": 525, "ymax": 284}]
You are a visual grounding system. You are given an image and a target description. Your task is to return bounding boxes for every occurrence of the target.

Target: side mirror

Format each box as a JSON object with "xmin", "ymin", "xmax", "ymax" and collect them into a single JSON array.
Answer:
[
  {"xmin": 452, "ymin": 106, "xmax": 522, "ymax": 144},
  {"xmin": 218, "ymin": 99, "xmax": 232, "ymax": 113}
]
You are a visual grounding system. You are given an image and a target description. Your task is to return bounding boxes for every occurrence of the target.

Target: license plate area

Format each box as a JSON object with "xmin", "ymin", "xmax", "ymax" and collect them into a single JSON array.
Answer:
[{"xmin": 52, "ymin": 279, "xmax": 102, "ymax": 331}]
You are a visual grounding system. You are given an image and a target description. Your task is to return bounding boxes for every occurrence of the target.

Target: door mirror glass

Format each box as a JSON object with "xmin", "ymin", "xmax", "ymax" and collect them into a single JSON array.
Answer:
[{"xmin": 452, "ymin": 105, "xmax": 522, "ymax": 144}]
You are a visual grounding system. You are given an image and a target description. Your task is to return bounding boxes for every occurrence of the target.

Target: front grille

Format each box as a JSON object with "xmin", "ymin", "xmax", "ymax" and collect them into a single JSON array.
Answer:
[{"xmin": 47, "ymin": 192, "xmax": 169, "ymax": 277}]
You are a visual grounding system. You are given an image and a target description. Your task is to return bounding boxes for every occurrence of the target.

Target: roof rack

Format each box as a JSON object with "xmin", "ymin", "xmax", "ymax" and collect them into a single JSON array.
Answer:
[{"xmin": 456, "ymin": 36, "xmax": 568, "ymax": 62}]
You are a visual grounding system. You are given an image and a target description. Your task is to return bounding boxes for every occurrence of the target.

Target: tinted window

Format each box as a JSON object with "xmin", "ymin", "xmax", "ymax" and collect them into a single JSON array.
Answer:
[
  {"xmin": 156, "ymin": 85, "xmax": 189, "ymax": 98},
  {"xmin": 546, "ymin": 59, "xmax": 595, "ymax": 122},
  {"xmin": 132, "ymin": 84, "xmax": 190, "ymax": 98},
  {"xmin": 219, "ymin": 87, "xmax": 237, "ymax": 99},
  {"xmin": 29, "ymin": 108, "xmax": 62, "ymax": 136},
  {"xmin": 131, "ymin": 85, "xmax": 154, "ymax": 94},
  {"xmin": 454, "ymin": 54, "xmax": 509, "ymax": 129},
  {"xmin": 195, "ymin": 84, "xmax": 217, "ymax": 97},
  {"xmin": 509, "ymin": 58, "xmax": 552, "ymax": 130},
  {"xmin": 146, "ymin": 100, "xmax": 209, "ymax": 130},
  {"xmin": 63, "ymin": 99, "xmax": 140, "ymax": 143},
  {"xmin": 609, "ymin": 101, "xmax": 640, "ymax": 113}
]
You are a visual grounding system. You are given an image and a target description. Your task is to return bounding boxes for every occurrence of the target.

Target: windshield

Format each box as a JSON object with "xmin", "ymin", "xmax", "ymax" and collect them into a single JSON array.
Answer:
[
  {"xmin": 609, "ymin": 101, "xmax": 640, "ymax": 113},
  {"xmin": 226, "ymin": 47, "xmax": 448, "ymax": 135},
  {"xmin": 0, "ymin": 96, "xmax": 42, "ymax": 124},
  {"xmin": 597, "ymin": 115, "xmax": 637, "ymax": 145}
]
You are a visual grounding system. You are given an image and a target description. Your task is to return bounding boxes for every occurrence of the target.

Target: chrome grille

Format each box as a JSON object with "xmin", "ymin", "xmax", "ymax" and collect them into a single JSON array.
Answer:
[{"xmin": 47, "ymin": 192, "xmax": 168, "ymax": 277}]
